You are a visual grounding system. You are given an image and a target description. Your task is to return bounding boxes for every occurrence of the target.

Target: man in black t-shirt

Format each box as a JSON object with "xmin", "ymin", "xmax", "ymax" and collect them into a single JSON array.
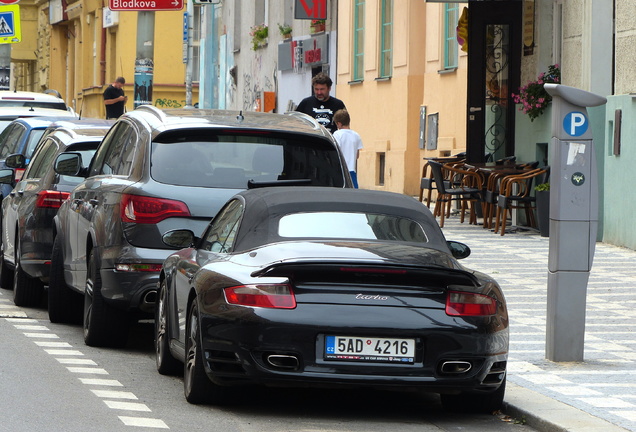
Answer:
[
  {"xmin": 103, "ymin": 77, "xmax": 127, "ymax": 119},
  {"xmin": 296, "ymin": 72, "xmax": 345, "ymax": 134}
]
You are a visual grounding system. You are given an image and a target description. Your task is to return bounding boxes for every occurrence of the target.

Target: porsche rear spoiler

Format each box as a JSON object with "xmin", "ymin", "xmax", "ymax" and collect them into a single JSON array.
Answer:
[{"xmin": 252, "ymin": 261, "xmax": 480, "ymax": 289}]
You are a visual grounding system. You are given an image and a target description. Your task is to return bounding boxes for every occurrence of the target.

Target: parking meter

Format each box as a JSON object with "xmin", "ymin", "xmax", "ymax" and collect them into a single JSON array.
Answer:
[{"xmin": 543, "ymin": 84, "xmax": 606, "ymax": 362}]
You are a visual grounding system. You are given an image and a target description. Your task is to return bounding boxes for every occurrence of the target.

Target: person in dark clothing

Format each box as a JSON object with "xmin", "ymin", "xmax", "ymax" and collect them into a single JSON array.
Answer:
[
  {"xmin": 296, "ymin": 72, "xmax": 345, "ymax": 134},
  {"xmin": 103, "ymin": 77, "xmax": 127, "ymax": 119}
]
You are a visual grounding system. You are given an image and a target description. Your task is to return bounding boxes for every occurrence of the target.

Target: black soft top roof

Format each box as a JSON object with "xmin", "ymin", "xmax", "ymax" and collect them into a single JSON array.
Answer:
[{"xmin": 231, "ymin": 187, "xmax": 449, "ymax": 252}]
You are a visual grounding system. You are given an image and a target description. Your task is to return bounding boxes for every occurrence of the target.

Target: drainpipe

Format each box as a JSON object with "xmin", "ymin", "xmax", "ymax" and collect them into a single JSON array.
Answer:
[{"xmin": 100, "ymin": 26, "xmax": 106, "ymax": 85}]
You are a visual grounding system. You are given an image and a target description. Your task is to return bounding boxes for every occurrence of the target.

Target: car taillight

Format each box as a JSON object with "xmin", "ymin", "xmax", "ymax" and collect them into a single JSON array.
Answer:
[
  {"xmin": 115, "ymin": 263, "xmax": 163, "ymax": 272},
  {"xmin": 445, "ymin": 291, "xmax": 497, "ymax": 316},
  {"xmin": 224, "ymin": 284, "xmax": 296, "ymax": 309},
  {"xmin": 36, "ymin": 191, "xmax": 70, "ymax": 209},
  {"xmin": 14, "ymin": 168, "xmax": 25, "ymax": 182},
  {"xmin": 120, "ymin": 194, "xmax": 191, "ymax": 224}
]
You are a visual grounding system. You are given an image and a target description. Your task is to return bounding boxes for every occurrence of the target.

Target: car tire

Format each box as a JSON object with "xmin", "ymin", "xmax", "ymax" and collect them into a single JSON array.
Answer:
[
  {"xmin": 48, "ymin": 235, "xmax": 83, "ymax": 324},
  {"xmin": 184, "ymin": 300, "xmax": 228, "ymax": 404},
  {"xmin": 155, "ymin": 278, "xmax": 182, "ymax": 375},
  {"xmin": 83, "ymin": 249, "xmax": 129, "ymax": 347},
  {"xmin": 13, "ymin": 240, "xmax": 44, "ymax": 307},
  {"xmin": 0, "ymin": 241, "xmax": 13, "ymax": 289},
  {"xmin": 440, "ymin": 376, "xmax": 506, "ymax": 413}
]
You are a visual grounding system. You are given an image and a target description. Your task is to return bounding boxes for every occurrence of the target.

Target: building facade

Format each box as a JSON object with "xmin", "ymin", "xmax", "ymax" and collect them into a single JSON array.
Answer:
[{"xmin": 5, "ymin": 0, "xmax": 197, "ymax": 119}]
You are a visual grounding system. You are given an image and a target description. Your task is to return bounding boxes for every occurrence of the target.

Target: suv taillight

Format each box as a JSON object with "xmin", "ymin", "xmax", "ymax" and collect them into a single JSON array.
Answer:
[
  {"xmin": 121, "ymin": 194, "xmax": 191, "ymax": 224},
  {"xmin": 36, "ymin": 191, "xmax": 70, "ymax": 209}
]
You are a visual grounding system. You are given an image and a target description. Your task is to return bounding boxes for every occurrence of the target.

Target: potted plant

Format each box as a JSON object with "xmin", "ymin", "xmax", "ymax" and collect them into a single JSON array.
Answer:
[
  {"xmin": 535, "ymin": 182, "xmax": 550, "ymax": 237},
  {"xmin": 512, "ymin": 64, "xmax": 560, "ymax": 122},
  {"xmin": 250, "ymin": 24, "xmax": 268, "ymax": 50},
  {"xmin": 310, "ymin": 19, "xmax": 326, "ymax": 33},
  {"xmin": 278, "ymin": 24, "xmax": 292, "ymax": 40}
]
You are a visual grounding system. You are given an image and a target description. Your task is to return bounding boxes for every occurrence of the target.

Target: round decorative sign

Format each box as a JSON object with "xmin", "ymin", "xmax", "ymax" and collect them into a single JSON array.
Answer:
[{"xmin": 571, "ymin": 172, "xmax": 585, "ymax": 186}]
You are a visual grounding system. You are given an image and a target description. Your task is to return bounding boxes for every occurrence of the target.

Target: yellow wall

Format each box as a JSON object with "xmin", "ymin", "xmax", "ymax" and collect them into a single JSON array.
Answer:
[
  {"xmin": 419, "ymin": 3, "xmax": 468, "ymax": 183},
  {"xmin": 41, "ymin": 6, "xmax": 196, "ymax": 119},
  {"xmin": 336, "ymin": 0, "xmax": 426, "ymax": 196}
]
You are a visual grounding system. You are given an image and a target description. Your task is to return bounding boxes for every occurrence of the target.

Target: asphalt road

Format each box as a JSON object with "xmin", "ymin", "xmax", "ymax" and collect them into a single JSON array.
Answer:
[{"xmin": 0, "ymin": 286, "xmax": 537, "ymax": 432}]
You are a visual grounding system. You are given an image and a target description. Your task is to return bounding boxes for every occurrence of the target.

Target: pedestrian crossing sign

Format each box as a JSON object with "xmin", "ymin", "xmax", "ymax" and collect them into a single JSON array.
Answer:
[{"xmin": 0, "ymin": 5, "xmax": 20, "ymax": 44}]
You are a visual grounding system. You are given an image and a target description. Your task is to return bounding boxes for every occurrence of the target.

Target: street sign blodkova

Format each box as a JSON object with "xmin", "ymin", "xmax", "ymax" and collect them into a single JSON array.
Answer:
[
  {"xmin": 0, "ymin": 4, "xmax": 20, "ymax": 44},
  {"xmin": 109, "ymin": 0, "xmax": 183, "ymax": 11}
]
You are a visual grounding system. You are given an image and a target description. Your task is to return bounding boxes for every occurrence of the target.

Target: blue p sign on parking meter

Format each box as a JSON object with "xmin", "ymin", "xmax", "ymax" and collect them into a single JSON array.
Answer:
[
  {"xmin": 544, "ymin": 84, "xmax": 606, "ymax": 362},
  {"xmin": 563, "ymin": 111, "xmax": 589, "ymax": 137}
]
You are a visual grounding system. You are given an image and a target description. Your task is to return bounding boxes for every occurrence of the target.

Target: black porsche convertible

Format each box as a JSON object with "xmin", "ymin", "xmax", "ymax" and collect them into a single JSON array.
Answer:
[{"xmin": 155, "ymin": 187, "xmax": 508, "ymax": 412}]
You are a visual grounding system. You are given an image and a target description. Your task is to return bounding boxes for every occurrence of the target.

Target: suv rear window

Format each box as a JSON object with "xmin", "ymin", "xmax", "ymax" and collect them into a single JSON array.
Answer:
[
  {"xmin": 0, "ymin": 101, "xmax": 68, "ymax": 111},
  {"xmin": 151, "ymin": 132, "xmax": 345, "ymax": 188}
]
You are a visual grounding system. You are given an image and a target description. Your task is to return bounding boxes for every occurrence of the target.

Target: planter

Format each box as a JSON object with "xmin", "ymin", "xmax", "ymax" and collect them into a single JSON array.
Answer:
[
  {"xmin": 535, "ymin": 190, "xmax": 549, "ymax": 237},
  {"xmin": 310, "ymin": 22, "xmax": 325, "ymax": 33}
]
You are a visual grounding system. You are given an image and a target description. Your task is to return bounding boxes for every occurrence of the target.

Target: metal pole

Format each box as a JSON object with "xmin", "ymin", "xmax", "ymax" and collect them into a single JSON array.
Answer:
[{"xmin": 184, "ymin": 0, "xmax": 193, "ymax": 108}]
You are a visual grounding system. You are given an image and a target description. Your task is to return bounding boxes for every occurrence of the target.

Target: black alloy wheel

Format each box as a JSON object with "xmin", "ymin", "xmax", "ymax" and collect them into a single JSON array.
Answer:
[
  {"xmin": 13, "ymin": 239, "xmax": 44, "ymax": 307},
  {"xmin": 155, "ymin": 278, "xmax": 181, "ymax": 375},
  {"xmin": 48, "ymin": 235, "xmax": 83, "ymax": 324},
  {"xmin": 184, "ymin": 300, "xmax": 227, "ymax": 404},
  {"xmin": 83, "ymin": 249, "xmax": 129, "ymax": 347}
]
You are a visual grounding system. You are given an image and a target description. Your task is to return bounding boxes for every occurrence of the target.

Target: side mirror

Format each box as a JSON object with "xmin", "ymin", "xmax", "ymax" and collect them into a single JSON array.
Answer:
[
  {"xmin": 0, "ymin": 169, "xmax": 14, "ymax": 185},
  {"xmin": 5, "ymin": 153, "xmax": 26, "ymax": 169},
  {"xmin": 54, "ymin": 152, "xmax": 84, "ymax": 177},
  {"xmin": 162, "ymin": 229, "xmax": 197, "ymax": 249},
  {"xmin": 447, "ymin": 240, "xmax": 471, "ymax": 260}
]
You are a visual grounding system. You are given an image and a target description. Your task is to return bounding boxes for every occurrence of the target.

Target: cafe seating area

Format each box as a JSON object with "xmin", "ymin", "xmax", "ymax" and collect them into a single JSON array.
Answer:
[{"xmin": 419, "ymin": 156, "xmax": 549, "ymax": 235}]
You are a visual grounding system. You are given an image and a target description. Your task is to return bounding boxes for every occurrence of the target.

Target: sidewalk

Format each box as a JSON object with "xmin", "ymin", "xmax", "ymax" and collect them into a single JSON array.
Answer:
[{"xmin": 439, "ymin": 215, "xmax": 636, "ymax": 432}]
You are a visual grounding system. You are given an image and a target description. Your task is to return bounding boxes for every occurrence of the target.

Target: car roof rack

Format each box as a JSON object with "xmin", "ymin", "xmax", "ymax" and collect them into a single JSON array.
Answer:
[{"xmin": 134, "ymin": 105, "xmax": 167, "ymax": 123}]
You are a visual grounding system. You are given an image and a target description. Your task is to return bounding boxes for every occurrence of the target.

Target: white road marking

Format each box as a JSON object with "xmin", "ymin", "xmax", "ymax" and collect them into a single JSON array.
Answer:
[
  {"xmin": 118, "ymin": 416, "xmax": 169, "ymax": 429},
  {"xmin": 79, "ymin": 378, "xmax": 123, "ymax": 387},
  {"xmin": 45, "ymin": 349, "xmax": 84, "ymax": 356},
  {"xmin": 56, "ymin": 358, "xmax": 97, "ymax": 365},
  {"xmin": 104, "ymin": 401, "xmax": 151, "ymax": 412},
  {"xmin": 34, "ymin": 341, "xmax": 72, "ymax": 348},
  {"xmin": 92, "ymin": 390, "xmax": 138, "ymax": 399},
  {"xmin": 67, "ymin": 367, "xmax": 109, "ymax": 374},
  {"xmin": 24, "ymin": 332, "xmax": 59, "ymax": 339},
  {"xmin": 14, "ymin": 324, "xmax": 49, "ymax": 331}
]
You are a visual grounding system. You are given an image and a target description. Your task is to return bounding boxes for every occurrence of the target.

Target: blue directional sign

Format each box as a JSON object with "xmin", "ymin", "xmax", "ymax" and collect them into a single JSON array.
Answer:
[
  {"xmin": 0, "ymin": 5, "xmax": 20, "ymax": 44},
  {"xmin": 563, "ymin": 111, "xmax": 589, "ymax": 137}
]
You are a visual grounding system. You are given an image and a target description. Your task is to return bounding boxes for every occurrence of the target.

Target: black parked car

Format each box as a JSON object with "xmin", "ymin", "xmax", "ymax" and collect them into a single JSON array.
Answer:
[
  {"xmin": 0, "ymin": 126, "xmax": 111, "ymax": 307},
  {"xmin": 49, "ymin": 106, "xmax": 352, "ymax": 347},
  {"xmin": 156, "ymin": 187, "xmax": 509, "ymax": 412}
]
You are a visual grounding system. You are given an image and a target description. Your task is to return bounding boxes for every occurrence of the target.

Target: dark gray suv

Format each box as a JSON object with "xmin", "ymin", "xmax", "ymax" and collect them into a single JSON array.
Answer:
[{"xmin": 49, "ymin": 106, "xmax": 352, "ymax": 347}]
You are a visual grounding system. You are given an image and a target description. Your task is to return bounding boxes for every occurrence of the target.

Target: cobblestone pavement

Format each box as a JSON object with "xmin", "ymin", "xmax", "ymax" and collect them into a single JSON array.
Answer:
[{"xmin": 440, "ymin": 214, "xmax": 636, "ymax": 431}]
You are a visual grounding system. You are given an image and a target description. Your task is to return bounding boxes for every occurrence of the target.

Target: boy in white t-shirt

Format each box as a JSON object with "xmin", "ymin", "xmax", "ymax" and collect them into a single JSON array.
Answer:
[{"xmin": 332, "ymin": 109, "xmax": 363, "ymax": 188}]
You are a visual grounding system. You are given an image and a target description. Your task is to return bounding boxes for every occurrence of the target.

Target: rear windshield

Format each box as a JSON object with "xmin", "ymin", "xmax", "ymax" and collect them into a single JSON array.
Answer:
[
  {"xmin": 0, "ymin": 101, "xmax": 67, "ymax": 111},
  {"xmin": 151, "ymin": 132, "xmax": 345, "ymax": 188},
  {"xmin": 278, "ymin": 212, "xmax": 429, "ymax": 243}
]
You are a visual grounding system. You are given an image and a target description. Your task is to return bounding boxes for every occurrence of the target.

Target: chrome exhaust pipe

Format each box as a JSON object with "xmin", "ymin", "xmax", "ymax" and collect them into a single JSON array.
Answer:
[
  {"xmin": 139, "ymin": 290, "xmax": 157, "ymax": 313},
  {"xmin": 266, "ymin": 354, "xmax": 299, "ymax": 370},
  {"xmin": 440, "ymin": 361, "xmax": 472, "ymax": 374}
]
